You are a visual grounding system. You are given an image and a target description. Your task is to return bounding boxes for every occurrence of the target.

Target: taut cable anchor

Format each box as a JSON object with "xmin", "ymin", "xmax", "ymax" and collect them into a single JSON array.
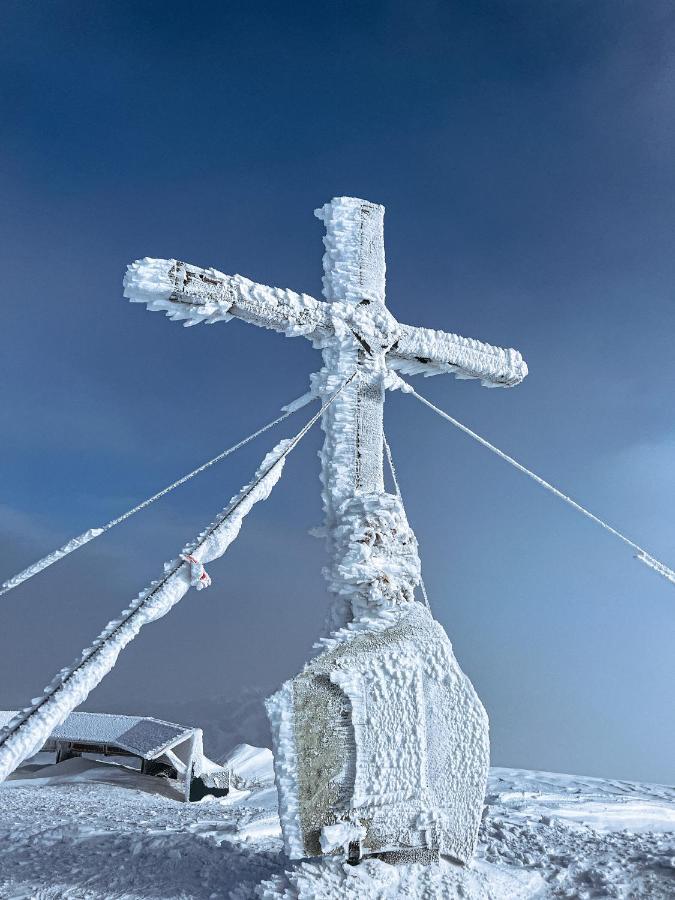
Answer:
[{"xmin": 403, "ymin": 378, "xmax": 675, "ymax": 592}]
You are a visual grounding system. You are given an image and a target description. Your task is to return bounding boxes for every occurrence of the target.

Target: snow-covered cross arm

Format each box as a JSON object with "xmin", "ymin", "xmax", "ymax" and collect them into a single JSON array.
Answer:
[
  {"xmin": 4, "ymin": 196, "xmax": 674, "ymax": 874},
  {"xmin": 123, "ymin": 258, "xmax": 333, "ymax": 341},
  {"xmin": 387, "ymin": 323, "xmax": 527, "ymax": 387},
  {"xmin": 123, "ymin": 258, "xmax": 527, "ymax": 388}
]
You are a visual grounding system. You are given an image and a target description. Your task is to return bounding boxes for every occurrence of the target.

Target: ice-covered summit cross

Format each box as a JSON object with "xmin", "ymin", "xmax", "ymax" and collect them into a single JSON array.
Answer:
[
  {"xmin": 124, "ymin": 196, "xmax": 526, "ymax": 627},
  {"xmin": 124, "ymin": 198, "xmax": 528, "ymax": 864}
]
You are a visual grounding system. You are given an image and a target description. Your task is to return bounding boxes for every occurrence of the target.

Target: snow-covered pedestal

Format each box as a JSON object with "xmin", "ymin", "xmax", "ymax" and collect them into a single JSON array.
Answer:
[{"xmin": 267, "ymin": 599, "xmax": 489, "ymax": 863}]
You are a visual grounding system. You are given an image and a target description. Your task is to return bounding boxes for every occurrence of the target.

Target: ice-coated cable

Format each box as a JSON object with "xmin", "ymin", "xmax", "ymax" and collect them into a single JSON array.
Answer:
[
  {"xmin": 0, "ymin": 373, "xmax": 357, "ymax": 781},
  {"xmin": 0, "ymin": 401, "xmax": 311, "ymax": 598},
  {"xmin": 404, "ymin": 380, "xmax": 675, "ymax": 590},
  {"xmin": 383, "ymin": 433, "xmax": 430, "ymax": 609}
]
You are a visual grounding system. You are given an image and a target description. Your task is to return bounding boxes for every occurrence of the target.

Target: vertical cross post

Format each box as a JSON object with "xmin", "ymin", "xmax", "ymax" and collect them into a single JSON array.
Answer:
[
  {"xmin": 315, "ymin": 196, "xmax": 387, "ymax": 492},
  {"xmin": 312, "ymin": 198, "xmax": 394, "ymax": 629}
]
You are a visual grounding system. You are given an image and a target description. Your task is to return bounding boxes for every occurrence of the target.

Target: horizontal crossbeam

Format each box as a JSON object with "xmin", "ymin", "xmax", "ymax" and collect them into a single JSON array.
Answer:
[
  {"xmin": 124, "ymin": 258, "xmax": 332, "ymax": 341},
  {"xmin": 124, "ymin": 259, "xmax": 527, "ymax": 387},
  {"xmin": 388, "ymin": 324, "xmax": 527, "ymax": 387}
]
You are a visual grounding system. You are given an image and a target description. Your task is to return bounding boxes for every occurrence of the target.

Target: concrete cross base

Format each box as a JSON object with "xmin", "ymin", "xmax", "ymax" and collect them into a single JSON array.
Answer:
[{"xmin": 267, "ymin": 603, "xmax": 489, "ymax": 864}]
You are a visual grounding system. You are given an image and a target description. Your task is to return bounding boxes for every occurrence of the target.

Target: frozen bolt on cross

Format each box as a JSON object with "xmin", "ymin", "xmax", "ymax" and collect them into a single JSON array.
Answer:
[{"xmin": 124, "ymin": 197, "xmax": 527, "ymax": 864}]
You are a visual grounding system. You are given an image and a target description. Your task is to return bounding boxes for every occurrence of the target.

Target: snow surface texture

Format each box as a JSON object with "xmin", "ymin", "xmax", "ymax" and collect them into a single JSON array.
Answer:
[
  {"xmin": 314, "ymin": 196, "xmax": 386, "ymax": 305},
  {"xmin": 0, "ymin": 754, "xmax": 672, "ymax": 899},
  {"xmin": 312, "ymin": 198, "xmax": 406, "ymax": 634},
  {"xmin": 224, "ymin": 743, "xmax": 275, "ymax": 790},
  {"xmin": 0, "ymin": 439, "xmax": 292, "ymax": 782}
]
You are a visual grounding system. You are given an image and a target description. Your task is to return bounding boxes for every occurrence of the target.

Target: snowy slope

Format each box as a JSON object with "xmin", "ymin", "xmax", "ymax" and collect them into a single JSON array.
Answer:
[{"xmin": 0, "ymin": 751, "xmax": 672, "ymax": 899}]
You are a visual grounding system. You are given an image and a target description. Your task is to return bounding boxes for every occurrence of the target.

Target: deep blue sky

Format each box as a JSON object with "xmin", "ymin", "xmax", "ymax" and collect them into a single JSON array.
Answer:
[{"xmin": 1, "ymin": 0, "xmax": 674, "ymax": 782}]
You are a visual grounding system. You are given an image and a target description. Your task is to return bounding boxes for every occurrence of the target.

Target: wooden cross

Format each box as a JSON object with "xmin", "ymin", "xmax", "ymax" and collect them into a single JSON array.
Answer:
[{"xmin": 124, "ymin": 196, "xmax": 527, "ymax": 623}]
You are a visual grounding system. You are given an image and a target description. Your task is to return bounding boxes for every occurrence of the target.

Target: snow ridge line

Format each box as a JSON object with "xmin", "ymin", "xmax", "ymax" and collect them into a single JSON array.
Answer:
[
  {"xmin": 0, "ymin": 374, "xmax": 356, "ymax": 781},
  {"xmin": 0, "ymin": 400, "xmax": 313, "ymax": 599},
  {"xmin": 403, "ymin": 379, "xmax": 675, "ymax": 591}
]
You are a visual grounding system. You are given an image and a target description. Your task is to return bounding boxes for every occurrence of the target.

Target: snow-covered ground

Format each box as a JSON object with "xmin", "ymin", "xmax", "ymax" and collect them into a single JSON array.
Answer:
[{"xmin": 0, "ymin": 748, "xmax": 672, "ymax": 899}]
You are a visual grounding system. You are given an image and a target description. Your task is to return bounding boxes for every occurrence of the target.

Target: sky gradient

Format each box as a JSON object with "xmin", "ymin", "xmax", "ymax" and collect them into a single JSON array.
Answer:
[{"xmin": 1, "ymin": 0, "xmax": 674, "ymax": 783}]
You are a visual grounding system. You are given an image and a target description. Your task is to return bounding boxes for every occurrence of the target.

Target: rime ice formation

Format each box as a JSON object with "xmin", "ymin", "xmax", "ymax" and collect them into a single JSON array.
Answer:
[
  {"xmin": 264, "ymin": 199, "xmax": 503, "ymax": 863},
  {"xmin": 268, "ymin": 603, "xmax": 489, "ymax": 863},
  {"xmin": 123, "ymin": 258, "xmax": 331, "ymax": 338},
  {"xmin": 3, "ymin": 758, "xmax": 672, "ymax": 899},
  {"xmin": 0, "ymin": 440, "xmax": 293, "ymax": 782},
  {"xmin": 121, "ymin": 196, "xmax": 528, "ymax": 864}
]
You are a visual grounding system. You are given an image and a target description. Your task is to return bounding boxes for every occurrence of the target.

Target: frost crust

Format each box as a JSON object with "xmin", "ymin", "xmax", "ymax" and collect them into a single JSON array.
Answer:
[
  {"xmin": 314, "ymin": 197, "xmax": 386, "ymax": 305},
  {"xmin": 268, "ymin": 604, "xmax": 489, "ymax": 863},
  {"xmin": 392, "ymin": 323, "xmax": 528, "ymax": 386}
]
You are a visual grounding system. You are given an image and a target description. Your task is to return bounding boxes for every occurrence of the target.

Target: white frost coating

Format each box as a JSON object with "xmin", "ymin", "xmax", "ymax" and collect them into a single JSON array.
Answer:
[
  {"xmin": 182, "ymin": 555, "xmax": 211, "ymax": 590},
  {"xmin": 0, "ymin": 709, "xmax": 196, "ymax": 758},
  {"xmin": 271, "ymin": 603, "xmax": 490, "ymax": 862},
  {"xmin": 0, "ymin": 528, "xmax": 103, "ymax": 596},
  {"xmin": 391, "ymin": 323, "xmax": 528, "ymax": 387},
  {"xmin": 265, "ymin": 681, "xmax": 304, "ymax": 858},
  {"xmin": 309, "ymin": 202, "xmax": 400, "ymax": 630},
  {"xmin": 281, "ymin": 391, "xmax": 315, "ymax": 414},
  {"xmin": 314, "ymin": 197, "xmax": 385, "ymax": 304},
  {"xmin": 264, "ymin": 199, "xmax": 494, "ymax": 865},
  {"xmin": 320, "ymin": 821, "xmax": 367, "ymax": 854},
  {"xmin": 0, "ymin": 439, "xmax": 292, "ymax": 782},
  {"xmin": 384, "ymin": 370, "xmax": 414, "ymax": 394},
  {"xmin": 124, "ymin": 257, "xmax": 330, "ymax": 338},
  {"xmin": 325, "ymin": 493, "xmax": 421, "ymax": 621}
]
